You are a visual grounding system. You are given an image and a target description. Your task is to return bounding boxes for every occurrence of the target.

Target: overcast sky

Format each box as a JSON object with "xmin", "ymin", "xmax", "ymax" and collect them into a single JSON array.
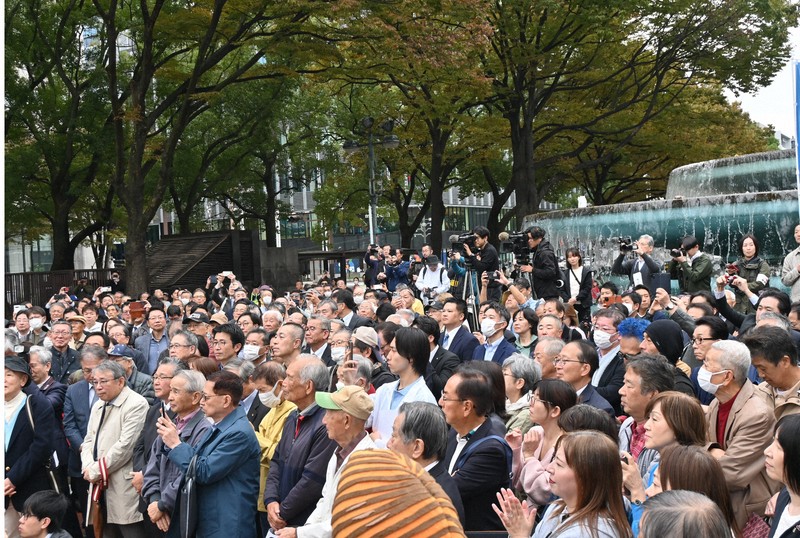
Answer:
[{"xmin": 727, "ymin": 27, "xmax": 799, "ymax": 136}]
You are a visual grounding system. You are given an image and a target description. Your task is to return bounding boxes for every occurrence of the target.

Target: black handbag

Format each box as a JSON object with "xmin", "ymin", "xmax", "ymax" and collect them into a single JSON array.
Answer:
[{"xmin": 179, "ymin": 454, "xmax": 198, "ymax": 538}]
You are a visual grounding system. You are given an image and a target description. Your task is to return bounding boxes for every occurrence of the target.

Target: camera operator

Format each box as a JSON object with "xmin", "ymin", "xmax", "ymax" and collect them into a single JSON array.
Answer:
[
  {"xmin": 414, "ymin": 255, "xmax": 450, "ymax": 306},
  {"xmin": 383, "ymin": 248, "xmax": 410, "ymax": 292},
  {"xmin": 409, "ymin": 244, "xmax": 433, "ymax": 285},
  {"xmin": 446, "ymin": 251, "xmax": 467, "ymax": 299},
  {"xmin": 611, "ymin": 234, "xmax": 661, "ymax": 289},
  {"xmin": 363, "ymin": 244, "xmax": 389, "ymax": 287},
  {"xmin": 516, "ymin": 226, "xmax": 561, "ymax": 301},
  {"xmin": 462, "ymin": 226, "xmax": 501, "ymax": 301},
  {"xmin": 669, "ymin": 235, "xmax": 713, "ymax": 293}
]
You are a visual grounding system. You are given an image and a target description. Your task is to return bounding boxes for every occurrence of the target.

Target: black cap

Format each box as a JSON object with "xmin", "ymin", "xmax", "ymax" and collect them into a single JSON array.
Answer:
[
  {"xmin": 183, "ymin": 312, "xmax": 210, "ymax": 324},
  {"xmin": 426, "ymin": 255, "xmax": 440, "ymax": 266},
  {"xmin": 5, "ymin": 356, "xmax": 31, "ymax": 387}
]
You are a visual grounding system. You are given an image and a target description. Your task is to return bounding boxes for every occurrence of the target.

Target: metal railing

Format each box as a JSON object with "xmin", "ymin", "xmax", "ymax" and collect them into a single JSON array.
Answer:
[{"xmin": 5, "ymin": 269, "xmax": 124, "ymax": 310}]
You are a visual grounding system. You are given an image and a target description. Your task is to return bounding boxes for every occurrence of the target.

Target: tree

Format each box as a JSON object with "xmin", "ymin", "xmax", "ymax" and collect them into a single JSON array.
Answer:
[
  {"xmin": 6, "ymin": 0, "xmax": 116, "ymax": 270},
  {"xmin": 92, "ymin": 0, "xmax": 345, "ymax": 292},
  {"xmin": 480, "ymin": 0, "xmax": 797, "ymax": 228}
]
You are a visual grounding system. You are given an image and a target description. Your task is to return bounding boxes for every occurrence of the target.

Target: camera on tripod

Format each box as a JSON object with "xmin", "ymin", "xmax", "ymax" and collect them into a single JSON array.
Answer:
[
  {"xmin": 499, "ymin": 231, "xmax": 531, "ymax": 265},
  {"xmin": 450, "ymin": 233, "xmax": 476, "ymax": 255},
  {"xmin": 613, "ymin": 236, "xmax": 638, "ymax": 252}
]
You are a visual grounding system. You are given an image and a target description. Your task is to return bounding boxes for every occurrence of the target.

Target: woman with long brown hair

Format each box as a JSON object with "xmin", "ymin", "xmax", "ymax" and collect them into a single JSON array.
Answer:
[{"xmin": 495, "ymin": 430, "xmax": 633, "ymax": 538}]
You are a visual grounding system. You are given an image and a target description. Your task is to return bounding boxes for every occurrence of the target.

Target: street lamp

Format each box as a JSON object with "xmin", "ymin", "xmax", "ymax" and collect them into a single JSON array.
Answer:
[{"xmin": 343, "ymin": 118, "xmax": 399, "ymax": 245}]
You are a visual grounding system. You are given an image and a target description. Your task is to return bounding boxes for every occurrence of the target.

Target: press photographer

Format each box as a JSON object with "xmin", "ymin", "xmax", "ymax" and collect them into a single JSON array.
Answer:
[
  {"xmin": 504, "ymin": 226, "xmax": 561, "ymax": 301},
  {"xmin": 611, "ymin": 234, "xmax": 662, "ymax": 289},
  {"xmin": 668, "ymin": 235, "xmax": 713, "ymax": 293},
  {"xmin": 363, "ymin": 244, "xmax": 388, "ymax": 287},
  {"xmin": 462, "ymin": 226, "xmax": 502, "ymax": 301}
]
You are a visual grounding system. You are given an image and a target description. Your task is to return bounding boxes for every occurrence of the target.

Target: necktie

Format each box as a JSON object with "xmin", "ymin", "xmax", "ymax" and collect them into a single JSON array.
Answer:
[
  {"xmin": 93, "ymin": 403, "xmax": 108, "ymax": 460},
  {"xmin": 294, "ymin": 414, "xmax": 306, "ymax": 439},
  {"xmin": 442, "ymin": 333, "xmax": 450, "ymax": 348}
]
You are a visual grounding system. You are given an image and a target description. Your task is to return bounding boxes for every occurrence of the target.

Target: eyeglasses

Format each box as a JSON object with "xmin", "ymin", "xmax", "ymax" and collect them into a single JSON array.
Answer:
[
  {"xmin": 168, "ymin": 343, "xmax": 191, "ymax": 349},
  {"xmin": 92, "ymin": 378, "xmax": 118, "ymax": 387},
  {"xmin": 691, "ymin": 337, "xmax": 719, "ymax": 345},
  {"xmin": 440, "ymin": 394, "xmax": 466, "ymax": 403},
  {"xmin": 330, "ymin": 340, "xmax": 350, "ymax": 347},
  {"xmin": 552, "ymin": 356, "xmax": 584, "ymax": 366},
  {"xmin": 200, "ymin": 393, "xmax": 224, "ymax": 401},
  {"xmin": 211, "ymin": 340, "xmax": 230, "ymax": 347},
  {"xmin": 153, "ymin": 375, "xmax": 174, "ymax": 381},
  {"xmin": 529, "ymin": 392, "xmax": 554, "ymax": 407}
]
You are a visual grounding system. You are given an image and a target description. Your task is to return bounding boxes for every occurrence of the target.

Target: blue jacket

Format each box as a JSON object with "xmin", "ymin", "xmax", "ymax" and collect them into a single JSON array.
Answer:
[
  {"xmin": 63, "ymin": 380, "xmax": 93, "ymax": 477},
  {"xmin": 579, "ymin": 384, "xmax": 615, "ymax": 416},
  {"xmin": 444, "ymin": 326, "xmax": 480, "ymax": 364},
  {"xmin": 385, "ymin": 260, "xmax": 410, "ymax": 291},
  {"xmin": 168, "ymin": 406, "xmax": 260, "ymax": 538},
  {"xmin": 471, "ymin": 337, "xmax": 517, "ymax": 365}
]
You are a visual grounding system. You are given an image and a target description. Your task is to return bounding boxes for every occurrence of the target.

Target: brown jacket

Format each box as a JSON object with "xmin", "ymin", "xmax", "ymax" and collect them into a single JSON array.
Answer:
[
  {"xmin": 706, "ymin": 380, "xmax": 781, "ymax": 529},
  {"xmin": 755, "ymin": 376, "xmax": 800, "ymax": 421}
]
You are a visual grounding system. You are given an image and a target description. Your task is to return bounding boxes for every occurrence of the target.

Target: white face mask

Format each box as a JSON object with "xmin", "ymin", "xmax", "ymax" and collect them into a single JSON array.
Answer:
[
  {"xmin": 593, "ymin": 329, "xmax": 614, "ymax": 349},
  {"xmin": 622, "ymin": 303, "xmax": 633, "ymax": 314},
  {"xmin": 697, "ymin": 366, "xmax": 730, "ymax": 395},
  {"xmin": 180, "ymin": 298, "xmax": 191, "ymax": 306},
  {"xmin": 324, "ymin": 291, "xmax": 332, "ymax": 298},
  {"xmin": 258, "ymin": 385, "xmax": 282, "ymax": 408},
  {"xmin": 480, "ymin": 318, "xmax": 498, "ymax": 338},
  {"xmin": 262, "ymin": 296, "xmax": 272, "ymax": 305},
  {"xmin": 354, "ymin": 296, "xmax": 364, "ymax": 305},
  {"xmin": 29, "ymin": 318, "xmax": 43, "ymax": 330},
  {"xmin": 241, "ymin": 344, "xmax": 261, "ymax": 361},
  {"xmin": 331, "ymin": 347, "xmax": 346, "ymax": 364}
]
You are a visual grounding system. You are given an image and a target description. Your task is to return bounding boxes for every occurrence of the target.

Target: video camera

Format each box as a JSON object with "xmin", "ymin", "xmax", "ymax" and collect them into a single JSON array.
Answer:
[
  {"xmin": 613, "ymin": 236, "xmax": 638, "ymax": 252},
  {"xmin": 499, "ymin": 230, "xmax": 531, "ymax": 266},
  {"xmin": 449, "ymin": 233, "xmax": 477, "ymax": 256}
]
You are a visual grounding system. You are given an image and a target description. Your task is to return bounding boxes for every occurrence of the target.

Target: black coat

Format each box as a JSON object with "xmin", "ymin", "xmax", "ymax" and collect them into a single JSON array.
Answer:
[
  {"xmin": 529, "ymin": 240, "xmax": 561, "ymax": 300},
  {"xmin": 6, "ymin": 389, "xmax": 58, "ymax": 511},
  {"xmin": 769, "ymin": 488, "xmax": 800, "ymax": 538},
  {"xmin": 595, "ymin": 351, "xmax": 626, "ymax": 416},
  {"xmin": 612, "ymin": 253, "xmax": 662, "ymax": 289},
  {"xmin": 425, "ymin": 346, "xmax": 461, "ymax": 400},
  {"xmin": 429, "ymin": 460, "xmax": 466, "ymax": 527},
  {"xmin": 246, "ymin": 394, "xmax": 269, "ymax": 430}
]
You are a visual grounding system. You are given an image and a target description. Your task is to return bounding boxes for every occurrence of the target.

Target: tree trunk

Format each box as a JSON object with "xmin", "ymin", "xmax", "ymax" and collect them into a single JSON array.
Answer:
[
  {"xmin": 124, "ymin": 215, "xmax": 150, "ymax": 294},
  {"xmin": 510, "ymin": 109, "xmax": 540, "ymax": 225},
  {"xmin": 427, "ymin": 130, "xmax": 448, "ymax": 253}
]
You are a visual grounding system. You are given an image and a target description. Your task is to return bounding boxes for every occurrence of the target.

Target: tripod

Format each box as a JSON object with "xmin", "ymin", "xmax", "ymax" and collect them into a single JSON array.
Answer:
[{"xmin": 461, "ymin": 267, "xmax": 481, "ymax": 331}]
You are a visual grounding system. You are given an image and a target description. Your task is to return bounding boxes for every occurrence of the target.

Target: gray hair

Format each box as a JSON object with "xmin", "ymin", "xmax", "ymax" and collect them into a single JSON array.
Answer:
[
  {"xmin": 29, "ymin": 345, "xmax": 53, "ymax": 366},
  {"xmin": 5, "ymin": 330, "xmax": 20, "ymax": 350},
  {"xmin": 298, "ymin": 354, "xmax": 329, "ymax": 392},
  {"xmin": 50, "ymin": 319, "xmax": 71, "ymax": 331},
  {"xmin": 397, "ymin": 309, "xmax": 416, "ymax": 327},
  {"xmin": 157, "ymin": 357, "xmax": 185, "ymax": 373},
  {"xmin": 318, "ymin": 299, "xmax": 338, "ymax": 315},
  {"xmin": 536, "ymin": 337, "xmax": 565, "ymax": 358},
  {"xmin": 351, "ymin": 355, "xmax": 373, "ymax": 385},
  {"xmin": 173, "ymin": 330, "xmax": 199, "ymax": 348},
  {"xmin": 330, "ymin": 319, "xmax": 346, "ymax": 332},
  {"xmin": 710, "ymin": 340, "xmax": 751, "ymax": 385},
  {"xmin": 756, "ymin": 312, "xmax": 791, "ymax": 332},
  {"xmin": 173, "ymin": 370, "xmax": 206, "ymax": 393},
  {"xmin": 638, "ymin": 234, "xmax": 655, "ymax": 248},
  {"xmin": 397, "ymin": 402, "xmax": 449, "ymax": 461},
  {"xmin": 93, "ymin": 360, "xmax": 126, "ymax": 380},
  {"xmin": 224, "ymin": 359, "xmax": 255, "ymax": 382},
  {"xmin": 641, "ymin": 490, "xmax": 729, "ymax": 538},
  {"xmin": 308, "ymin": 315, "xmax": 331, "ymax": 332},
  {"xmin": 80, "ymin": 344, "xmax": 108, "ymax": 363},
  {"xmin": 263, "ymin": 310, "xmax": 284, "ymax": 323},
  {"xmin": 502, "ymin": 354, "xmax": 542, "ymax": 393}
]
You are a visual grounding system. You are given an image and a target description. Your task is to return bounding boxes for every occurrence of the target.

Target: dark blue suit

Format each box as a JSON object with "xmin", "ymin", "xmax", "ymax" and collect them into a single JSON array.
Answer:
[
  {"xmin": 63, "ymin": 380, "xmax": 94, "ymax": 477},
  {"xmin": 168, "ymin": 406, "xmax": 260, "ymax": 538},
  {"xmin": 579, "ymin": 384, "xmax": 615, "ymax": 416},
  {"xmin": 471, "ymin": 338, "xmax": 517, "ymax": 365},
  {"xmin": 445, "ymin": 419, "xmax": 510, "ymax": 531},
  {"xmin": 5, "ymin": 389, "xmax": 57, "ymax": 511},
  {"xmin": 443, "ymin": 326, "xmax": 479, "ymax": 363}
]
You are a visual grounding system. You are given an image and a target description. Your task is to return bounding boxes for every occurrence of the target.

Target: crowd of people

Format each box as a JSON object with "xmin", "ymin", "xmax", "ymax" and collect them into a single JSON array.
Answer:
[{"xmin": 6, "ymin": 223, "xmax": 800, "ymax": 538}]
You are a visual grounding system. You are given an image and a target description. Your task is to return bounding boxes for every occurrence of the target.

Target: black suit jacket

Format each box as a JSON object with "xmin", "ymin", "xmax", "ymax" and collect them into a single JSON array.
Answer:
[
  {"xmin": 345, "ymin": 313, "xmax": 373, "ymax": 330},
  {"xmin": 6, "ymin": 389, "xmax": 57, "ymax": 511},
  {"xmin": 425, "ymin": 346, "xmax": 460, "ymax": 400},
  {"xmin": 39, "ymin": 376, "xmax": 67, "ymax": 418},
  {"xmin": 579, "ymin": 384, "xmax": 615, "ymax": 416},
  {"xmin": 612, "ymin": 253, "xmax": 661, "ymax": 288},
  {"xmin": 133, "ymin": 400, "xmax": 175, "ymax": 472},
  {"xmin": 303, "ymin": 344, "xmax": 334, "ymax": 367},
  {"xmin": 429, "ymin": 460, "xmax": 466, "ymax": 527},
  {"xmin": 595, "ymin": 350, "xmax": 625, "ymax": 415},
  {"xmin": 247, "ymin": 394, "xmax": 269, "ymax": 429},
  {"xmin": 445, "ymin": 326, "xmax": 479, "ymax": 363},
  {"xmin": 445, "ymin": 419, "xmax": 510, "ymax": 531}
]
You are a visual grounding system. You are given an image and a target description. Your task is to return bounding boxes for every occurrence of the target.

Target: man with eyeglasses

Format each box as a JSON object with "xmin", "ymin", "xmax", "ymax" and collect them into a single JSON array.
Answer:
[
  {"xmin": 167, "ymin": 330, "xmax": 200, "ymax": 364},
  {"xmin": 141, "ymin": 370, "xmax": 211, "ymax": 536},
  {"xmin": 108, "ymin": 344, "xmax": 155, "ymax": 405},
  {"xmin": 134, "ymin": 308, "xmax": 170, "ymax": 375},
  {"xmin": 17, "ymin": 490, "xmax": 72, "ymax": 538},
  {"xmin": 81, "ymin": 360, "xmax": 149, "ymax": 537},
  {"xmin": 590, "ymin": 308, "xmax": 626, "ymax": 415},
  {"xmin": 211, "ymin": 322, "xmax": 245, "ymax": 368},
  {"xmin": 48, "ymin": 320, "xmax": 80, "ymax": 384},
  {"xmin": 302, "ymin": 315, "xmax": 333, "ymax": 366},
  {"xmin": 63, "ymin": 346, "xmax": 105, "ymax": 537},
  {"xmin": 554, "ymin": 340, "xmax": 614, "ymax": 416},
  {"xmin": 131, "ymin": 358, "xmax": 184, "ymax": 533}
]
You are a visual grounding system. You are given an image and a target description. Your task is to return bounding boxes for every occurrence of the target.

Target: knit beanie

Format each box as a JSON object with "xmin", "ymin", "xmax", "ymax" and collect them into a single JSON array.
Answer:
[{"xmin": 643, "ymin": 319, "xmax": 684, "ymax": 365}]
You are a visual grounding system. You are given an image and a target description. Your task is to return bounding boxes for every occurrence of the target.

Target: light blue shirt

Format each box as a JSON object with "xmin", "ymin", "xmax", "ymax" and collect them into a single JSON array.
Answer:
[{"xmin": 483, "ymin": 337, "xmax": 503, "ymax": 363}]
